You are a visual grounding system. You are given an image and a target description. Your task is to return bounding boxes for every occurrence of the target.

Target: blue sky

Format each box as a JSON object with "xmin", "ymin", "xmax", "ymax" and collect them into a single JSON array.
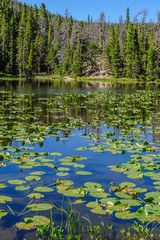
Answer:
[{"xmin": 21, "ymin": 0, "xmax": 159, "ymax": 23}]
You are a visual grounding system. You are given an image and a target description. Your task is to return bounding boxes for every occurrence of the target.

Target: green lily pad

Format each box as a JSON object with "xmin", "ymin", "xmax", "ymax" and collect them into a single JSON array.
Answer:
[
  {"xmin": 25, "ymin": 215, "xmax": 50, "ymax": 225},
  {"xmin": 115, "ymin": 211, "xmax": 135, "ymax": 219},
  {"xmin": 50, "ymin": 152, "xmax": 62, "ymax": 156},
  {"xmin": 86, "ymin": 201, "xmax": 99, "ymax": 208},
  {"xmin": 34, "ymin": 187, "xmax": 54, "ymax": 193},
  {"xmin": 57, "ymin": 167, "xmax": 70, "ymax": 171},
  {"xmin": 0, "ymin": 196, "xmax": 12, "ymax": 203},
  {"xmin": 25, "ymin": 176, "xmax": 41, "ymax": 181},
  {"xmin": 15, "ymin": 185, "xmax": 30, "ymax": 191},
  {"xmin": 89, "ymin": 192, "xmax": 110, "ymax": 198},
  {"xmin": 7, "ymin": 179, "xmax": 26, "ymax": 185},
  {"xmin": 119, "ymin": 182, "xmax": 136, "ymax": 188},
  {"xmin": 114, "ymin": 192, "xmax": 132, "ymax": 199},
  {"xmin": 56, "ymin": 172, "xmax": 69, "ymax": 177},
  {"xmin": 91, "ymin": 206, "xmax": 106, "ymax": 215},
  {"xmin": 100, "ymin": 198, "xmax": 118, "ymax": 205},
  {"xmin": 0, "ymin": 184, "xmax": 7, "ymax": 189},
  {"xmin": 27, "ymin": 193, "xmax": 44, "ymax": 199},
  {"xmin": 30, "ymin": 171, "xmax": 45, "ymax": 176},
  {"xmin": 28, "ymin": 203, "xmax": 53, "ymax": 211},
  {"xmin": 0, "ymin": 210, "xmax": 8, "ymax": 219},
  {"xmin": 120, "ymin": 199, "xmax": 142, "ymax": 206},
  {"xmin": 75, "ymin": 171, "xmax": 92, "ymax": 175},
  {"xmin": 84, "ymin": 182, "xmax": 102, "ymax": 188}
]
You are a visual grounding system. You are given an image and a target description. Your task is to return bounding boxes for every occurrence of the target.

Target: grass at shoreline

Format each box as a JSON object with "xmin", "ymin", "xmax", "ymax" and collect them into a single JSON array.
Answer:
[{"xmin": 0, "ymin": 72, "xmax": 160, "ymax": 84}]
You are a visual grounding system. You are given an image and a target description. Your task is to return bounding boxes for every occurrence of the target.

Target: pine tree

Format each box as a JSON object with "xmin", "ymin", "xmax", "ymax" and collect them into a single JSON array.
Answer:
[
  {"xmin": 71, "ymin": 36, "xmax": 83, "ymax": 75},
  {"xmin": 111, "ymin": 27, "xmax": 122, "ymax": 77},
  {"xmin": 47, "ymin": 46, "xmax": 59, "ymax": 73},
  {"xmin": 104, "ymin": 24, "xmax": 115, "ymax": 69},
  {"xmin": 26, "ymin": 42, "xmax": 35, "ymax": 75},
  {"xmin": 62, "ymin": 43, "xmax": 73, "ymax": 74},
  {"xmin": 17, "ymin": 3, "xmax": 27, "ymax": 74},
  {"xmin": 125, "ymin": 23, "xmax": 140, "ymax": 78},
  {"xmin": 87, "ymin": 40, "xmax": 101, "ymax": 69},
  {"xmin": 125, "ymin": 7, "xmax": 130, "ymax": 25},
  {"xmin": 24, "ymin": 7, "xmax": 34, "ymax": 73}
]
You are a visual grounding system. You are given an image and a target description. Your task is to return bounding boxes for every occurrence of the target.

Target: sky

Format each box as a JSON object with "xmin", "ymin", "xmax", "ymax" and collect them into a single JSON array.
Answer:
[{"xmin": 20, "ymin": 0, "xmax": 159, "ymax": 23}]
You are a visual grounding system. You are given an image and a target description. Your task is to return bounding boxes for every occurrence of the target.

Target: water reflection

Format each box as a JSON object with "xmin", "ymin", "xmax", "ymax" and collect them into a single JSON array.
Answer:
[{"xmin": 0, "ymin": 78, "xmax": 159, "ymax": 95}]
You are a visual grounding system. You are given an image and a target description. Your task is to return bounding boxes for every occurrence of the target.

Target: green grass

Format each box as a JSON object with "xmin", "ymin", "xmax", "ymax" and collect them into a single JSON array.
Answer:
[{"xmin": 36, "ymin": 201, "xmax": 160, "ymax": 240}]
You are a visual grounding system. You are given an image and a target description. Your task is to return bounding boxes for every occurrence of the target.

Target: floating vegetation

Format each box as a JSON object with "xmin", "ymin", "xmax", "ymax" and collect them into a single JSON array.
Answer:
[{"xmin": 0, "ymin": 89, "xmax": 159, "ymax": 238}]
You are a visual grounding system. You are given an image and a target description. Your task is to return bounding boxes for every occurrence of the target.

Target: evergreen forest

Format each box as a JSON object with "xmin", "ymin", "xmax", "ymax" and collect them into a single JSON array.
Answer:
[{"xmin": 0, "ymin": 0, "xmax": 160, "ymax": 79}]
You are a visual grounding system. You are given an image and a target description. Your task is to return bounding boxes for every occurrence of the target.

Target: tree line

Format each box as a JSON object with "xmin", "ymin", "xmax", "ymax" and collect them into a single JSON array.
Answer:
[{"xmin": 0, "ymin": 0, "xmax": 160, "ymax": 79}]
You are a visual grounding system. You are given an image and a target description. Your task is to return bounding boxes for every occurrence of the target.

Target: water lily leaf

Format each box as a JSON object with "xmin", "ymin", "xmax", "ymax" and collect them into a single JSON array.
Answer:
[
  {"xmin": 86, "ymin": 201, "xmax": 99, "ymax": 208},
  {"xmin": 56, "ymin": 172, "xmax": 69, "ymax": 177},
  {"xmin": 120, "ymin": 199, "xmax": 142, "ymax": 206},
  {"xmin": 89, "ymin": 192, "xmax": 110, "ymax": 198},
  {"xmin": 7, "ymin": 179, "xmax": 26, "ymax": 185},
  {"xmin": 0, "ymin": 210, "xmax": 7, "ymax": 219},
  {"xmin": 27, "ymin": 193, "xmax": 44, "ymax": 199},
  {"xmin": 57, "ymin": 167, "xmax": 70, "ymax": 171},
  {"xmin": 75, "ymin": 171, "xmax": 92, "ymax": 175},
  {"xmin": 0, "ymin": 196, "xmax": 12, "ymax": 203},
  {"xmin": 73, "ymin": 199, "xmax": 86, "ymax": 204},
  {"xmin": 50, "ymin": 152, "xmax": 62, "ymax": 156},
  {"xmin": 30, "ymin": 171, "xmax": 45, "ymax": 175},
  {"xmin": 115, "ymin": 211, "xmax": 135, "ymax": 219},
  {"xmin": 16, "ymin": 222, "xmax": 35, "ymax": 230},
  {"xmin": 15, "ymin": 185, "xmax": 30, "ymax": 191},
  {"xmin": 91, "ymin": 206, "xmax": 106, "ymax": 215},
  {"xmin": 100, "ymin": 198, "xmax": 118, "ymax": 205},
  {"xmin": 34, "ymin": 187, "xmax": 54, "ymax": 193},
  {"xmin": 134, "ymin": 187, "xmax": 147, "ymax": 193},
  {"xmin": 25, "ymin": 176, "xmax": 41, "ymax": 181},
  {"xmin": 0, "ymin": 184, "xmax": 7, "ymax": 189},
  {"xmin": 114, "ymin": 192, "xmax": 132, "ymax": 199},
  {"xmin": 119, "ymin": 182, "xmax": 136, "ymax": 188},
  {"xmin": 28, "ymin": 203, "xmax": 53, "ymax": 211},
  {"xmin": 145, "ymin": 192, "xmax": 160, "ymax": 203},
  {"xmin": 24, "ymin": 215, "xmax": 50, "ymax": 226},
  {"xmin": 84, "ymin": 182, "xmax": 102, "ymax": 188}
]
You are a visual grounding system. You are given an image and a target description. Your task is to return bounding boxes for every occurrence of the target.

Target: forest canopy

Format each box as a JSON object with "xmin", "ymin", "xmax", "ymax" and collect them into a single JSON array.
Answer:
[{"xmin": 0, "ymin": 0, "xmax": 160, "ymax": 79}]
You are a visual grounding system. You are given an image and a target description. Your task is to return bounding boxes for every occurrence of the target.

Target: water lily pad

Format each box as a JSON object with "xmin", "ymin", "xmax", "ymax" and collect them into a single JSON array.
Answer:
[
  {"xmin": 27, "ymin": 193, "xmax": 44, "ymax": 199},
  {"xmin": 57, "ymin": 167, "xmax": 70, "ymax": 171},
  {"xmin": 34, "ymin": 187, "xmax": 54, "ymax": 193},
  {"xmin": 120, "ymin": 199, "xmax": 142, "ymax": 206},
  {"xmin": 73, "ymin": 199, "xmax": 86, "ymax": 204},
  {"xmin": 0, "ymin": 196, "xmax": 12, "ymax": 203},
  {"xmin": 75, "ymin": 171, "xmax": 92, "ymax": 175},
  {"xmin": 84, "ymin": 182, "xmax": 102, "ymax": 188},
  {"xmin": 89, "ymin": 192, "xmax": 110, "ymax": 198},
  {"xmin": 7, "ymin": 179, "xmax": 26, "ymax": 185},
  {"xmin": 86, "ymin": 201, "xmax": 99, "ymax": 208},
  {"xmin": 56, "ymin": 172, "xmax": 69, "ymax": 177},
  {"xmin": 50, "ymin": 152, "xmax": 62, "ymax": 156},
  {"xmin": 30, "ymin": 171, "xmax": 45, "ymax": 176},
  {"xmin": 114, "ymin": 192, "xmax": 132, "ymax": 199},
  {"xmin": 91, "ymin": 206, "xmax": 106, "ymax": 215},
  {"xmin": 119, "ymin": 182, "xmax": 136, "ymax": 188},
  {"xmin": 115, "ymin": 211, "xmax": 135, "ymax": 219},
  {"xmin": 28, "ymin": 203, "xmax": 53, "ymax": 211},
  {"xmin": 0, "ymin": 210, "xmax": 7, "ymax": 219},
  {"xmin": 0, "ymin": 184, "xmax": 7, "ymax": 189},
  {"xmin": 25, "ymin": 176, "xmax": 41, "ymax": 181},
  {"xmin": 15, "ymin": 185, "xmax": 30, "ymax": 191},
  {"xmin": 25, "ymin": 215, "xmax": 50, "ymax": 226}
]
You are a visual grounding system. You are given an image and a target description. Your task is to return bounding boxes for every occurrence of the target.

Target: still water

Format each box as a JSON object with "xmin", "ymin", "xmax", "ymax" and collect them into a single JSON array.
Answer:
[{"xmin": 0, "ymin": 79, "xmax": 159, "ymax": 239}]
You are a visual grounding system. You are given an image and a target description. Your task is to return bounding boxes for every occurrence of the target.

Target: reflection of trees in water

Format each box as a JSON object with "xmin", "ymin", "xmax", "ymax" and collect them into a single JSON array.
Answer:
[{"xmin": 0, "ymin": 88, "xmax": 159, "ymax": 147}]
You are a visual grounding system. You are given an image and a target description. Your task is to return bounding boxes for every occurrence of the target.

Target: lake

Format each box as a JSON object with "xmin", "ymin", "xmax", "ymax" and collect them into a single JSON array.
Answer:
[{"xmin": 0, "ymin": 78, "xmax": 159, "ymax": 239}]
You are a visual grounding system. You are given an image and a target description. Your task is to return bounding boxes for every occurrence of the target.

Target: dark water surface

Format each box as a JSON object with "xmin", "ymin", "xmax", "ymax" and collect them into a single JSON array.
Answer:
[{"xmin": 0, "ymin": 79, "xmax": 159, "ymax": 239}]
